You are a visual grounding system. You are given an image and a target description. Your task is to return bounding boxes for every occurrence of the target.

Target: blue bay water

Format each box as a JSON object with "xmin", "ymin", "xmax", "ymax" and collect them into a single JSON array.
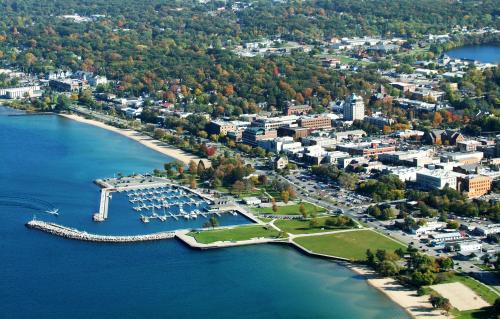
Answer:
[
  {"xmin": 0, "ymin": 107, "xmax": 408, "ymax": 319},
  {"xmin": 446, "ymin": 44, "xmax": 500, "ymax": 63}
]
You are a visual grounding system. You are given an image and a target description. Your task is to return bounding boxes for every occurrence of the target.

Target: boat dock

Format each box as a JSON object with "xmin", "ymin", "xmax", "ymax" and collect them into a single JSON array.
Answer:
[
  {"xmin": 26, "ymin": 220, "xmax": 175, "ymax": 243},
  {"xmin": 93, "ymin": 175, "xmax": 216, "ymax": 222}
]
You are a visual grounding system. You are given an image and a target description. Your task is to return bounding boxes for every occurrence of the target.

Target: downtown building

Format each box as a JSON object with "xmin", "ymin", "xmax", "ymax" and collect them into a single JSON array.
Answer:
[{"xmin": 343, "ymin": 93, "xmax": 365, "ymax": 121}]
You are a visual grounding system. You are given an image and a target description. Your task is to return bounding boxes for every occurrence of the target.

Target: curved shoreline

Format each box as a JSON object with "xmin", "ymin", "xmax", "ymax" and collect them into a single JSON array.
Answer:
[{"xmin": 58, "ymin": 113, "xmax": 201, "ymax": 165}]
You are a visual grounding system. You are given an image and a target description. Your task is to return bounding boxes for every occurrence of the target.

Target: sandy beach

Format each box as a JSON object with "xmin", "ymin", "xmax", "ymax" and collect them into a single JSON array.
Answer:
[
  {"xmin": 59, "ymin": 113, "xmax": 201, "ymax": 165},
  {"xmin": 349, "ymin": 265, "xmax": 449, "ymax": 319}
]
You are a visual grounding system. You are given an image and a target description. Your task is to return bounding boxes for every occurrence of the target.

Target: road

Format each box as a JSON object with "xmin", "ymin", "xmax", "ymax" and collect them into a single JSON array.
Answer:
[
  {"xmin": 274, "ymin": 168, "xmax": 499, "ymax": 289},
  {"xmin": 69, "ymin": 105, "xmax": 499, "ymax": 290}
]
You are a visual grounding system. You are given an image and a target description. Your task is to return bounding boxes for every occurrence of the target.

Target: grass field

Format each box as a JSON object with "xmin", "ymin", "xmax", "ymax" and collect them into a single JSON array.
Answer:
[
  {"xmin": 294, "ymin": 230, "xmax": 405, "ymax": 261},
  {"xmin": 274, "ymin": 217, "xmax": 352, "ymax": 234},
  {"xmin": 188, "ymin": 225, "xmax": 282, "ymax": 244},
  {"xmin": 254, "ymin": 202, "xmax": 326, "ymax": 215},
  {"xmin": 451, "ymin": 307, "xmax": 496, "ymax": 319}
]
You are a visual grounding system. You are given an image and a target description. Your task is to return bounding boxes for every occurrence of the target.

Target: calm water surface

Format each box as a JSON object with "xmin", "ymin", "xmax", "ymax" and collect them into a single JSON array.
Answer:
[
  {"xmin": 446, "ymin": 44, "xmax": 499, "ymax": 63},
  {"xmin": 0, "ymin": 107, "xmax": 408, "ymax": 319}
]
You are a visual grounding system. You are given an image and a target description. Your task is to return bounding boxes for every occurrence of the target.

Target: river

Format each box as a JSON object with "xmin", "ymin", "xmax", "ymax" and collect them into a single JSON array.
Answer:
[{"xmin": 0, "ymin": 107, "xmax": 408, "ymax": 319}]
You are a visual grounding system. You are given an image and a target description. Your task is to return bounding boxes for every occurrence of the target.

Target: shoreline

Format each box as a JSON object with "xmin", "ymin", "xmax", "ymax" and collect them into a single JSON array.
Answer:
[
  {"xmin": 4, "ymin": 104, "xmax": 444, "ymax": 317},
  {"xmin": 288, "ymin": 238, "xmax": 448, "ymax": 319},
  {"xmin": 348, "ymin": 265, "xmax": 448, "ymax": 319},
  {"xmin": 58, "ymin": 113, "xmax": 201, "ymax": 165}
]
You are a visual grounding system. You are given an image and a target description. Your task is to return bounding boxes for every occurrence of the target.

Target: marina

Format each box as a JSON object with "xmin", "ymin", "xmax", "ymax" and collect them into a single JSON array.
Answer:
[
  {"xmin": 92, "ymin": 175, "xmax": 259, "ymax": 226},
  {"xmin": 0, "ymin": 107, "xmax": 409, "ymax": 319}
]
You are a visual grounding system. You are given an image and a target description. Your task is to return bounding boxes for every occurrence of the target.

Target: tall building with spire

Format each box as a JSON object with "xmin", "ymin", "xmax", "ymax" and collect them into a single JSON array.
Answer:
[{"xmin": 343, "ymin": 93, "xmax": 365, "ymax": 121}]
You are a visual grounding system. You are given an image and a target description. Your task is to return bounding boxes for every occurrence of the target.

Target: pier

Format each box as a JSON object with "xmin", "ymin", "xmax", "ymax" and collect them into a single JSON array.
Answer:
[
  {"xmin": 93, "ymin": 175, "xmax": 215, "ymax": 222},
  {"xmin": 26, "ymin": 220, "xmax": 175, "ymax": 243}
]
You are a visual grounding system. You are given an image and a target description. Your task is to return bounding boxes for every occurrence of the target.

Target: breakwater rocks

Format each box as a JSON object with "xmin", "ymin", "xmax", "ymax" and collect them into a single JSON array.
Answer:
[{"xmin": 26, "ymin": 220, "xmax": 175, "ymax": 243}]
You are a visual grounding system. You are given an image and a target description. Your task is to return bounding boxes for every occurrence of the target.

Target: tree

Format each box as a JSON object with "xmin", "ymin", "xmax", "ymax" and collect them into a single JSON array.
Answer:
[
  {"xmin": 378, "ymin": 260, "xmax": 400, "ymax": 276},
  {"xmin": 446, "ymin": 220, "xmax": 459, "ymax": 229},
  {"xmin": 153, "ymin": 128, "xmax": 166, "ymax": 140},
  {"xmin": 366, "ymin": 249, "xmax": 375, "ymax": 266},
  {"xmin": 299, "ymin": 203, "xmax": 306, "ymax": 216},
  {"xmin": 338, "ymin": 173, "xmax": 358, "ymax": 190},
  {"xmin": 429, "ymin": 293, "xmax": 450, "ymax": 312},
  {"xmin": 272, "ymin": 203, "xmax": 278, "ymax": 213},
  {"xmin": 55, "ymin": 94, "xmax": 71, "ymax": 111},
  {"xmin": 190, "ymin": 179, "xmax": 197, "ymax": 189},
  {"xmin": 432, "ymin": 112, "xmax": 443, "ymax": 128},
  {"xmin": 309, "ymin": 218, "xmax": 320, "ymax": 228},
  {"xmin": 188, "ymin": 160, "xmax": 197, "ymax": 175},
  {"xmin": 232, "ymin": 181, "xmax": 245, "ymax": 194},
  {"xmin": 164, "ymin": 162, "xmax": 173, "ymax": 172},
  {"xmin": 197, "ymin": 161, "xmax": 206, "ymax": 175},
  {"xmin": 281, "ymin": 190, "xmax": 289, "ymax": 204},
  {"xmin": 171, "ymin": 160, "xmax": 184, "ymax": 175},
  {"xmin": 213, "ymin": 177, "xmax": 222, "ymax": 188},
  {"xmin": 411, "ymin": 270, "xmax": 435, "ymax": 287},
  {"xmin": 203, "ymin": 216, "xmax": 219, "ymax": 229}
]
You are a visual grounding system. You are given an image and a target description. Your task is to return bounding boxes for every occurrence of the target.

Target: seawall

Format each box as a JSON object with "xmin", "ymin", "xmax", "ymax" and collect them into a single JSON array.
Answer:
[{"xmin": 26, "ymin": 220, "xmax": 175, "ymax": 243}]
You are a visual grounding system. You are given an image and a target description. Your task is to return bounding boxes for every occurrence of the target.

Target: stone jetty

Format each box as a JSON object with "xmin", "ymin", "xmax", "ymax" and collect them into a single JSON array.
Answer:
[{"xmin": 26, "ymin": 220, "xmax": 175, "ymax": 243}]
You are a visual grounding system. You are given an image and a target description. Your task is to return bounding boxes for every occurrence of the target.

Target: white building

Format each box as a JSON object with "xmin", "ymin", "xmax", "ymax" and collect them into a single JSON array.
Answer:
[
  {"xmin": 343, "ymin": 93, "xmax": 365, "ymax": 121},
  {"xmin": 458, "ymin": 241, "xmax": 482, "ymax": 253},
  {"xmin": 258, "ymin": 136, "xmax": 302, "ymax": 154},
  {"xmin": 379, "ymin": 149, "xmax": 433, "ymax": 165},
  {"xmin": 333, "ymin": 130, "xmax": 366, "ymax": 141},
  {"xmin": 89, "ymin": 75, "xmax": 108, "ymax": 87},
  {"xmin": 324, "ymin": 151, "xmax": 350, "ymax": 165},
  {"xmin": 411, "ymin": 221, "xmax": 446, "ymax": 235},
  {"xmin": 0, "ymin": 86, "xmax": 42, "ymax": 99},
  {"xmin": 416, "ymin": 169, "xmax": 461, "ymax": 190},
  {"xmin": 440, "ymin": 151, "xmax": 484, "ymax": 164},
  {"xmin": 475, "ymin": 224, "xmax": 500, "ymax": 236},
  {"xmin": 302, "ymin": 136, "xmax": 337, "ymax": 148},
  {"xmin": 393, "ymin": 130, "xmax": 425, "ymax": 139},
  {"xmin": 252, "ymin": 115, "xmax": 299, "ymax": 130},
  {"xmin": 431, "ymin": 232, "xmax": 462, "ymax": 242},
  {"xmin": 385, "ymin": 166, "xmax": 422, "ymax": 182},
  {"xmin": 242, "ymin": 197, "xmax": 262, "ymax": 205}
]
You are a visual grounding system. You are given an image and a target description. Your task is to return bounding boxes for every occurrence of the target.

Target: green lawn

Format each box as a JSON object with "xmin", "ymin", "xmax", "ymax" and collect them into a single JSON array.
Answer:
[
  {"xmin": 451, "ymin": 307, "xmax": 496, "ymax": 319},
  {"xmin": 216, "ymin": 186, "xmax": 264, "ymax": 198},
  {"xmin": 188, "ymin": 225, "xmax": 282, "ymax": 244},
  {"xmin": 254, "ymin": 202, "xmax": 326, "ymax": 216},
  {"xmin": 274, "ymin": 217, "xmax": 352, "ymax": 234},
  {"xmin": 294, "ymin": 230, "xmax": 405, "ymax": 261}
]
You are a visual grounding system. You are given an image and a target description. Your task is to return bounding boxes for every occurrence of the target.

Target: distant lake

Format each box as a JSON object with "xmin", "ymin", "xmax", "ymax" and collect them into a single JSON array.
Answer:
[{"xmin": 446, "ymin": 44, "xmax": 500, "ymax": 63}]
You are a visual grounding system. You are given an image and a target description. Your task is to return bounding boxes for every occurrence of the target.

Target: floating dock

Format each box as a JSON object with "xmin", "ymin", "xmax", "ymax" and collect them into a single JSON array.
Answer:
[
  {"xmin": 26, "ymin": 220, "xmax": 175, "ymax": 243},
  {"xmin": 93, "ymin": 175, "xmax": 215, "ymax": 222}
]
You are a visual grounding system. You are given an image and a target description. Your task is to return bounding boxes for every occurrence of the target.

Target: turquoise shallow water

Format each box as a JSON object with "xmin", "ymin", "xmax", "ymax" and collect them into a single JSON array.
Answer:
[{"xmin": 0, "ymin": 107, "xmax": 408, "ymax": 319}]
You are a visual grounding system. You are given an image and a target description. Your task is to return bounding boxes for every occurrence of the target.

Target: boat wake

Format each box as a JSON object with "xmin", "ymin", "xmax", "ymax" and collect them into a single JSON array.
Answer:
[{"xmin": 0, "ymin": 194, "xmax": 58, "ymax": 216}]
